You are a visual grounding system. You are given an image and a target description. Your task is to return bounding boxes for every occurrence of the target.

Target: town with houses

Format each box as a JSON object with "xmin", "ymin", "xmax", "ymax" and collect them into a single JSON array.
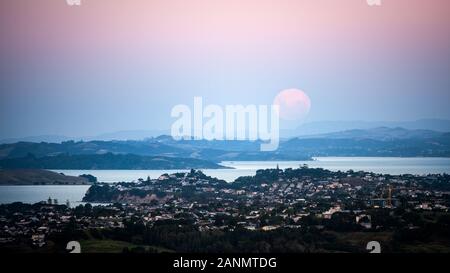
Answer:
[{"xmin": 1, "ymin": 166, "xmax": 449, "ymax": 253}]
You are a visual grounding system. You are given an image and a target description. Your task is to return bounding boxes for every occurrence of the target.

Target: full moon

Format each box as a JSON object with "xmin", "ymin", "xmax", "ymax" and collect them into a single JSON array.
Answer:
[{"xmin": 273, "ymin": 89, "xmax": 311, "ymax": 120}]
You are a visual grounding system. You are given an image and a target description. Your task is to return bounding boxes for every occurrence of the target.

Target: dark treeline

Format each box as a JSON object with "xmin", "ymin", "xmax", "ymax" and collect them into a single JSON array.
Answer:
[{"xmin": 43, "ymin": 205, "xmax": 450, "ymax": 254}]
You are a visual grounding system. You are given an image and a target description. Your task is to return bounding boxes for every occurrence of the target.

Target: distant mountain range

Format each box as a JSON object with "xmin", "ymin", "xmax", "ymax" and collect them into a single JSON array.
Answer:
[
  {"xmin": 2, "ymin": 119, "xmax": 450, "ymax": 143},
  {"xmin": 0, "ymin": 126, "xmax": 449, "ymax": 170},
  {"xmin": 297, "ymin": 127, "xmax": 443, "ymax": 140},
  {"xmin": 285, "ymin": 119, "xmax": 450, "ymax": 138},
  {"xmin": 0, "ymin": 130, "xmax": 170, "ymax": 144}
]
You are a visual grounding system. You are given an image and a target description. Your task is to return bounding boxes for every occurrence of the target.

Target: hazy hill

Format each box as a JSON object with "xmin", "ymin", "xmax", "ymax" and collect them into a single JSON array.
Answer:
[
  {"xmin": 0, "ymin": 138, "xmax": 310, "ymax": 162},
  {"xmin": 3, "ymin": 119, "xmax": 450, "ymax": 143},
  {"xmin": 281, "ymin": 127, "xmax": 450, "ymax": 157},
  {"xmin": 290, "ymin": 119, "xmax": 450, "ymax": 137},
  {"xmin": 297, "ymin": 127, "xmax": 443, "ymax": 140},
  {"xmin": 0, "ymin": 140, "xmax": 188, "ymax": 159},
  {"xmin": 0, "ymin": 169, "xmax": 91, "ymax": 185},
  {"xmin": 0, "ymin": 127, "xmax": 449, "ymax": 168}
]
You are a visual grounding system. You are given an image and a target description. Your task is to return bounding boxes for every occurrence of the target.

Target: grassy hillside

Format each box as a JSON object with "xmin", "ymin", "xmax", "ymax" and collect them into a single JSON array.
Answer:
[{"xmin": 0, "ymin": 169, "xmax": 91, "ymax": 185}]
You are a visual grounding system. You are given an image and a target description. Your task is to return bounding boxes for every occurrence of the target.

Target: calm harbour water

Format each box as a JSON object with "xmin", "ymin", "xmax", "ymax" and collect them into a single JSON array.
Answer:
[{"xmin": 1, "ymin": 157, "xmax": 450, "ymax": 205}]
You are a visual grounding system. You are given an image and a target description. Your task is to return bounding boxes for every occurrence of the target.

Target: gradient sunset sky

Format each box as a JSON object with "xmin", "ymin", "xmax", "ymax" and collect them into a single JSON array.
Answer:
[{"xmin": 1, "ymin": 0, "xmax": 449, "ymax": 138}]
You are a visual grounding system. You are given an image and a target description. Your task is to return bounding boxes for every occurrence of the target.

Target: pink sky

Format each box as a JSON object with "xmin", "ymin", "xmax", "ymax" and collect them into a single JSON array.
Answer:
[
  {"xmin": 1, "ymin": 0, "xmax": 449, "ymax": 137},
  {"xmin": 1, "ymin": 0, "xmax": 449, "ymax": 60}
]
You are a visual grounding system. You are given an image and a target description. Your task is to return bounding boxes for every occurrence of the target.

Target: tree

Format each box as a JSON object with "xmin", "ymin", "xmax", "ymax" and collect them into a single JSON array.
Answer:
[{"xmin": 79, "ymin": 174, "xmax": 97, "ymax": 183}]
